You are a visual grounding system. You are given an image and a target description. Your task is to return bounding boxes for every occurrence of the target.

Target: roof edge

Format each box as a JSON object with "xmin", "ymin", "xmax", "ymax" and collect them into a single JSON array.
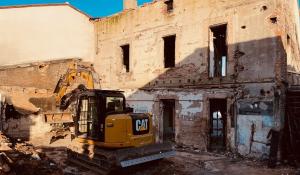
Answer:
[
  {"xmin": 0, "ymin": 2, "xmax": 92, "ymax": 18},
  {"xmin": 91, "ymin": 0, "xmax": 157, "ymax": 21}
]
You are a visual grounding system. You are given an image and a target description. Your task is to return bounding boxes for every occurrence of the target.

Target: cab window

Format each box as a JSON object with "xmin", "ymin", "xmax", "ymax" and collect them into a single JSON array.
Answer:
[
  {"xmin": 78, "ymin": 97, "xmax": 99, "ymax": 139},
  {"xmin": 106, "ymin": 97, "xmax": 124, "ymax": 113}
]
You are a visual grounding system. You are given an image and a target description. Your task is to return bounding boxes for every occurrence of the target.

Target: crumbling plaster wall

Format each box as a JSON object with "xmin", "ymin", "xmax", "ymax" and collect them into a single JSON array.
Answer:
[
  {"xmin": 0, "ymin": 60, "xmax": 70, "ymax": 139},
  {"xmin": 93, "ymin": 0, "xmax": 292, "ymax": 152},
  {"xmin": 0, "ymin": 59, "xmax": 75, "ymax": 90},
  {"xmin": 279, "ymin": 0, "xmax": 300, "ymax": 85},
  {"xmin": 0, "ymin": 92, "xmax": 52, "ymax": 140},
  {"xmin": 0, "ymin": 59, "xmax": 83, "ymax": 139},
  {"xmin": 0, "ymin": 58, "xmax": 98, "ymax": 112},
  {"xmin": 0, "ymin": 59, "xmax": 98, "ymax": 140},
  {"xmin": 0, "ymin": 4, "xmax": 95, "ymax": 66},
  {"xmin": 124, "ymin": 89, "xmax": 207, "ymax": 149},
  {"xmin": 3, "ymin": 114, "xmax": 52, "ymax": 140},
  {"xmin": 94, "ymin": 0, "xmax": 286, "ymax": 90},
  {"xmin": 124, "ymin": 88, "xmax": 234, "ymax": 150},
  {"xmin": 282, "ymin": 0, "xmax": 300, "ymax": 73}
]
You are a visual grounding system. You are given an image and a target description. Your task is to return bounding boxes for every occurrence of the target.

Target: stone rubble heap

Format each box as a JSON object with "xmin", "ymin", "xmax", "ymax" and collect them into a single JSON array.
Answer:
[{"xmin": 0, "ymin": 132, "xmax": 63, "ymax": 175}]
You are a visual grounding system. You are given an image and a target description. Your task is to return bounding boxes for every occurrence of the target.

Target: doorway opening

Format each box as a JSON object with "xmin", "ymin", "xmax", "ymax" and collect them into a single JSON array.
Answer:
[
  {"xmin": 161, "ymin": 99, "xmax": 175, "ymax": 142},
  {"xmin": 209, "ymin": 99, "xmax": 227, "ymax": 150}
]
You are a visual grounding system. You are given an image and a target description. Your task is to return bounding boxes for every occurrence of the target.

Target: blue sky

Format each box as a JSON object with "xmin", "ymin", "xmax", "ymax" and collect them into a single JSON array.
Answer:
[
  {"xmin": 0, "ymin": 0, "xmax": 298, "ymax": 18},
  {"xmin": 0, "ymin": 0, "xmax": 153, "ymax": 18}
]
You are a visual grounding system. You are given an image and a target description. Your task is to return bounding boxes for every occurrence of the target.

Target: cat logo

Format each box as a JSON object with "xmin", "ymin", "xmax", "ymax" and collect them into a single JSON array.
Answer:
[{"xmin": 135, "ymin": 119, "xmax": 148, "ymax": 132}]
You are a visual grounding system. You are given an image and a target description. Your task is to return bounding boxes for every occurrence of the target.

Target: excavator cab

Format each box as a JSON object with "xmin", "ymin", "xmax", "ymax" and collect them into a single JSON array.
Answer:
[{"xmin": 74, "ymin": 90, "xmax": 126, "ymax": 142}]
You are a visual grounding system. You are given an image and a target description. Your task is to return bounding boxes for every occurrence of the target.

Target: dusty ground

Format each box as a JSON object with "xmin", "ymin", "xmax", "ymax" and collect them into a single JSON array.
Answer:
[
  {"xmin": 0, "ymin": 133, "xmax": 296, "ymax": 175},
  {"xmin": 40, "ymin": 145, "xmax": 297, "ymax": 175},
  {"xmin": 39, "ymin": 147, "xmax": 296, "ymax": 175}
]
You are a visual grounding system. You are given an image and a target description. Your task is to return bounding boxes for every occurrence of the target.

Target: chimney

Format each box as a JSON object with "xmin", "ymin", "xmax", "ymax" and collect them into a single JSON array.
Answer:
[{"xmin": 123, "ymin": 0, "xmax": 138, "ymax": 10}]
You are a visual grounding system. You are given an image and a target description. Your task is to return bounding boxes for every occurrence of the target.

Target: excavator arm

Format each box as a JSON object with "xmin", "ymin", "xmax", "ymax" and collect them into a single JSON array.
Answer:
[
  {"xmin": 53, "ymin": 62, "xmax": 99, "ymax": 106},
  {"xmin": 59, "ymin": 84, "xmax": 86, "ymax": 110}
]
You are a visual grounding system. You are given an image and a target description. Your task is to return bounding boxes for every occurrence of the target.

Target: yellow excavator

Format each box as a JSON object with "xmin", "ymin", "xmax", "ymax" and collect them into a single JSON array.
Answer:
[
  {"xmin": 49, "ymin": 61, "xmax": 175, "ymax": 174},
  {"xmin": 64, "ymin": 88, "xmax": 175, "ymax": 174}
]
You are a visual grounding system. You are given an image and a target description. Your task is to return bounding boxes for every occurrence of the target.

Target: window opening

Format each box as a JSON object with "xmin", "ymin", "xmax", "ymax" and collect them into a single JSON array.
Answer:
[
  {"xmin": 163, "ymin": 35, "xmax": 176, "ymax": 68},
  {"xmin": 164, "ymin": 0, "xmax": 173, "ymax": 12},
  {"xmin": 209, "ymin": 24, "xmax": 228, "ymax": 77},
  {"xmin": 106, "ymin": 96, "xmax": 124, "ymax": 113},
  {"xmin": 78, "ymin": 97, "xmax": 99, "ymax": 139},
  {"xmin": 287, "ymin": 35, "xmax": 291, "ymax": 63},
  {"xmin": 121, "ymin": 44, "xmax": 130, "ymax": 72}
]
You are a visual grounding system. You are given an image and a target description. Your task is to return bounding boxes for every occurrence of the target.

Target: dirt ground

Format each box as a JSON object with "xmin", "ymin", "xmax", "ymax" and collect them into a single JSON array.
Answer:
[
  {"xmin": 39, "ymin": 143, "xmax": 297, "ymax": 175},
  {"xmin": 45, "ymin": 148, "xmax": 296, "ymax": 175},
  {"xmin": 0, "ymin": 133, "xmax": 296, "ymax": 175}
]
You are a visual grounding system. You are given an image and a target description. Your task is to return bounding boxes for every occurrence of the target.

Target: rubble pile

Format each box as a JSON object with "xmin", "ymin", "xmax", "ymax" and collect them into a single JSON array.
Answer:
[
  {"xmin": 0, "ymin": 132, "xmax": 63, "ymax": 175},
  {"xmin": 0, "ymin": 133, "xmax": 12, "ymax": 152}
]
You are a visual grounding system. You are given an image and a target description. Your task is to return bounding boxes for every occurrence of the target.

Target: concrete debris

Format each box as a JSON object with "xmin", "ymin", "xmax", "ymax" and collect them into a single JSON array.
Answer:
[
  {"xmin": 49, "ymin": 127, "xmax": 70, "ymax": 144},
  {"xmin": 0, "ymin": 153, "xmax": 12, "ymax": 173},
  {"xmin": 0, "ymin": 92, "xmax": 40, "ymax": 116},
  {"xmin": 0, "ymin": 133, "xmax": 12, "ymax": 151},
  {"xmin": 31, "ymin": 153, "xmax": 41, "ymax": 161},
  {"xmin": 14, "ymin": 143, "xmax": 37, "ymax": 155},
  {"xmin": 7, "ymin": 93, "xmax": 40, "ymax": 115},
  {"xmin": 0, "ymin": 133, "xmax": 63, "ymax": 175},
  {"xmin": 203, "ymin": 161, "xmax": 220, "ymax": 172}
]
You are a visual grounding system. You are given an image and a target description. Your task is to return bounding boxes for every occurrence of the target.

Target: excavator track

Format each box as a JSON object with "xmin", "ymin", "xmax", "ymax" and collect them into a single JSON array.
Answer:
[
  {"xmin": 67, "ymin": 142, "xmax": 116, "ymax": 174},
  {"xmin": 68, "ymin": 156, "xmax": 111, "ymax": 175},
  {"xmin": 67, "ymin": 141, "xmax": 175, "ymax": 174}
]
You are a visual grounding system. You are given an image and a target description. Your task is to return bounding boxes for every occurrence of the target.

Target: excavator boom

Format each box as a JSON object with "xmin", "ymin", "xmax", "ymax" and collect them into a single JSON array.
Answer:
[{"xmin": 53, "ymin": 62, "xmax": 100, "ymax": 106}]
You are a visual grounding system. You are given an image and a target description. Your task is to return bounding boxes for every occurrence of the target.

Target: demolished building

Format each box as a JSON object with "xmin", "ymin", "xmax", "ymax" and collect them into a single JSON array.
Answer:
[
  {"xmin": 0, "ymin": 0, "xmax": 299, "ymax": 160},
  {"xmin": 93, "ymin": 0, "xmax": 300, "ymax": 158}
]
